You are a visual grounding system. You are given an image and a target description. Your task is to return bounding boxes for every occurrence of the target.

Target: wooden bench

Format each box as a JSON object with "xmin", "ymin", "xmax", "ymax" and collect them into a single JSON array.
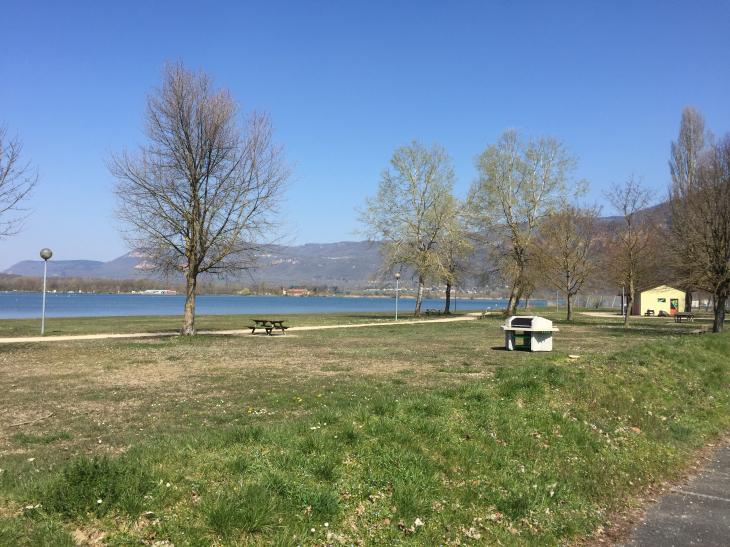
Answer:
[
  {"xmin": 248, "ymin": 319, "xmax": 289, "ymax": 335},
  {"xmin": 644, "ymin": 309, "xmax": 655, "ymax": 316},
  {"xmin": 424, "ymin": 309, "xmax": 442, "ymax": 316},
  {"xmin": 674, "ymin": 312, "xmax": 695, "ymax": 323},
  {"xmin": 247, "ymin": 325, "xmax": 289, "ymax": 335},
  {"xmin": 247, "ymin": 325, "xmax": 270, "ymax": 335}
]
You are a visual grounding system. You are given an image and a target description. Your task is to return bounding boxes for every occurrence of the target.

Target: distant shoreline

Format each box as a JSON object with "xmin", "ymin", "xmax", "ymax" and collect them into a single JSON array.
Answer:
[
  {"xmin": 1, "ymin": 290, "xmax": 507, "ymax": 300},
  {"xmin": 0, "ymin": 293, "xmax": 518, "ymax": 320}
]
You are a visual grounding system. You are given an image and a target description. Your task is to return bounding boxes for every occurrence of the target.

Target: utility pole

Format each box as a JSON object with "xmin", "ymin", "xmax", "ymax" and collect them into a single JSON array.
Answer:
[
  {"xmin": 40, "ymin": 248, "xmax": 52, "ymax": 334},
  {"xmin": 394, "ymin": 272, "xmax": 401, "ymax": 321}
]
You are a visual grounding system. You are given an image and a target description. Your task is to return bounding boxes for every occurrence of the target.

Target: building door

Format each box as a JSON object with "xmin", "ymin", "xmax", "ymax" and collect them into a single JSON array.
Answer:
[{"xmin": 670, "ymin": 299, "xmax": 679, "ymax": 315}]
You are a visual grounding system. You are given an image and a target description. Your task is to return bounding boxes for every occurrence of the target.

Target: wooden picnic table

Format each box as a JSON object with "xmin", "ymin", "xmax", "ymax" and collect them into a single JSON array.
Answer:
[
  {"xmin": 248, "ymin": 319, "xmax": 289, "ymax": 335},
  {"xmin": 645, "ymin": 309, "xmax": 655, "ymax": 316},
  {"xmin": 674, "ymin": 312, "xmax": 695, "ymax": 323},
  {"xmin": 424, "ymin": 309, "xmax": 442, "ymax": 316}
]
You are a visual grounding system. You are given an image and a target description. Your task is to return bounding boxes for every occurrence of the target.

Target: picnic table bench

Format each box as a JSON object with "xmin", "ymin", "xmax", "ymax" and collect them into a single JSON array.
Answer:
[
  {"xmin": 674, "ymin": 312, "xmax": 695, "ymax": 323},
  {"xmin": 424, "ymin": 309, "xmax": 442, "ymax": 316},
  {"xmin": 247, "ymin": 319, "xmax": 289, "ymax": 335},
  {"xmin": 644, "ymin": 309, "xmax": 655, "ymax": 316}
]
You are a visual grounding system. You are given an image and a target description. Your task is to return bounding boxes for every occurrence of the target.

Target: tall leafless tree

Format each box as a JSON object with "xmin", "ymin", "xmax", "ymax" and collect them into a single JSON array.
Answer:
[
  {"xmin": 668, "ymin": 135, "xmax": 730, "ymax": 333},
  {"xmin": 534, "ymin": 203, "xmax": 602, "ymax": 320},
  {"xmin": 601, "ymin": 176, "xmax": 662, "ymax": 326},
  {"xmin": 668, "ymin": 106, "xmax": 711, "ymax": 312},
  {"xmin": 0, "ymin": 124, "xmax": 39, "ymax": 239},
  {"xmin": 108, "ymin": 61, "xmax": 294, "ymax": 335}
]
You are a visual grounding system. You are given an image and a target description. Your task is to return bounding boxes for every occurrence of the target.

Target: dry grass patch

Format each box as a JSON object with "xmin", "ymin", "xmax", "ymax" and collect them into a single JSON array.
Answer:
[{"xmin": 1, "ymin": 309, "xmax": 727, "ymax": 545}]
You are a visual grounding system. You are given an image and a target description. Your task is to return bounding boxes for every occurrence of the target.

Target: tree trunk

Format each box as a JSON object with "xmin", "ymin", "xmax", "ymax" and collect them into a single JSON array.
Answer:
[
  {"xmin": 524, "ymin": 296, "xmax": 530, "ymax": 310},
  {"xmin": 624, "ymin": 281, "xmax": 633, "ymax": 327},
  {"xmin": 444, "ymin": 282, "xmax": 451, "ymax": 314},
  {"xmin": 414, "ymin": 276, "xmax": 424, "ymax": 317},
  {"xmin": 512, "ymin": 287, "xmax": 522, "ymax": 314},
  {"xmin": 713, "ymin": 287, "xmax": 727, "ymax": 333},
  {"xmin": 181, "ymin": 274, "xmax": 197, "ymax": 335},
  {"xmin": 684, "ymin": 287, "xmax": 692, "ymax": 313},
  {"xmin": 567, "ymin": 293, "xmax": 573, "ymax": 321},
  {"xmin": 506, "ymin": 280, "xmax": 519, "ymax": 316}
]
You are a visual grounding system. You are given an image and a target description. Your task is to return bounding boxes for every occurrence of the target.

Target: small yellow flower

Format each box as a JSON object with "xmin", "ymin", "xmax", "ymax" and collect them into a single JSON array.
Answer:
[{"xmin": 318, "ymin": 394, "xmax": 322, "ymax": 397}]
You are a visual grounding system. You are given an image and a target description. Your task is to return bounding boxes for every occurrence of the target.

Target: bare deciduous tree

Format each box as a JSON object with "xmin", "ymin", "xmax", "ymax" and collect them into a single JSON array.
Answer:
[
  {"xmin": 356, "ymin": 140, "xmax": 459, "ymax": 317},
  {"xmin": 109, "ymin": 61, "xmax": 294, "ymax": 335},
  {"xmin": 668, "ymin": 106, "xmax": 711, "ymax": 312},
  {"xmin": 440, "ymin": 213, "xmax": 473, "ymax": 314},
  {"xmin": 534, "ymin": 203, "xmax": 602, "ymax": 320},
  {"xmin": 0, "ymin": 124, "xmax": 39, "ymax": 238},
  {"xmin": 669, "ymin": 134, "xmax": 730, "ymax": 333},
  {"xmin": 601, "ymin": 176, "xmax": 662, "ymax": 326},
  {"xmin": 468, "ymin": 129, "xmax": 587, "ymax": 315}
]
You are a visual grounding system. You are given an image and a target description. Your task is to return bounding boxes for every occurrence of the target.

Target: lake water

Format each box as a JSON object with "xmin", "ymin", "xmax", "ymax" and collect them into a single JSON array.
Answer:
[{"xmin": 0, "ymin": 292, "xmax": 555, "ymax": 319}]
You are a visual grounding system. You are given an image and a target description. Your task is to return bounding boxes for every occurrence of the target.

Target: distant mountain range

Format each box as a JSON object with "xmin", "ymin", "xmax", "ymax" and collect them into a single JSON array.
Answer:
[
  {"xmin": 3, "ymin": 204, "xmax": 672, "ymax": 286},
  {"xmin": 2, "ymin": 242, "xmax": 387, "ymax": 286}
]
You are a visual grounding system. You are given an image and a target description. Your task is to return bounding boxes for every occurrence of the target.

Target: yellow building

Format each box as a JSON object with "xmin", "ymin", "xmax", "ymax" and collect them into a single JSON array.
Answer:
[{"xmin": 632, "ymin": 284, "xmax": 685, "ymax": 316}]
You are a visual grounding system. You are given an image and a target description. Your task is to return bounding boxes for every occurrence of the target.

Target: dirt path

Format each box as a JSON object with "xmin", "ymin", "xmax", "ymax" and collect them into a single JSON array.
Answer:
[
  {"xmin": 580, "ymin": 311, "xmax": 627, "ymax": 318},
  {"xmin": 0, "ymin": 314, "xmax": 481, "ymax": 344}
]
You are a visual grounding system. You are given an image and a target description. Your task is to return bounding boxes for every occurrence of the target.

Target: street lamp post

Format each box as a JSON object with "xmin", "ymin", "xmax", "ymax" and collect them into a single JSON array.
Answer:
[
  {"xmin": 40, "ymin": 248, "xmax": 52, "ymax": 334},
  {"xmin": 394, "ymin": 273, "xmax": 401, "ymax": 321}
]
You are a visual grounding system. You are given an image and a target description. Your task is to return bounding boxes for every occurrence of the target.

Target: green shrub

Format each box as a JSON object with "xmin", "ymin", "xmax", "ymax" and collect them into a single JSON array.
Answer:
[
  {"xmin": 293, "ymin": 487, "xmax": 340, "ymax": 520},
  {"xmin": 39, "ymin": 455, "xmax": 155, "ymax": 519},
  {"xmin": 391, "ymin": 478, "xmax": 430, "ymax": 519},
  {"xmin": 12, "ymin": 432, "xmax": 72, "ymax": 445},
  {"xmin": 0, "ymin": 517, "xmax": 74, "ymax": 547},
  {"xmin": 201, "ymin": 484, "xmax": 279, "ymax": 538},
  {"xmin": 308, "ymin": 454, "xmax": 340, "ymax": 482}
]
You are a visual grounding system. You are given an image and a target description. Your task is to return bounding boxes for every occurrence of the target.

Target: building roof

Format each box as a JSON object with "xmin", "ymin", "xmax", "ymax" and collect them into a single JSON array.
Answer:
[{"xmin": 635, "ymin": 284, "xmax": 682, "ymax": 293}]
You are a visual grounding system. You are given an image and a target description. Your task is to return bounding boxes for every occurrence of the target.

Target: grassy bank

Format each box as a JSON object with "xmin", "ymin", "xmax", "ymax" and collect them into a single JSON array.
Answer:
[{"xmin": 0, "ymin": 310, "xmax": 728, "ymax": 546}]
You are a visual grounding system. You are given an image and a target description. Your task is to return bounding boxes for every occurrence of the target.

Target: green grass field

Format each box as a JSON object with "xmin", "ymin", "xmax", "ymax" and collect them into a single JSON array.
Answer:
[
  {"xmin": 0, "ymin": 308, "xmax": 728, "ymax": 546},
  {"xmin": 0, "ymin": 310, "xmax": 463, "ymax": 338}
]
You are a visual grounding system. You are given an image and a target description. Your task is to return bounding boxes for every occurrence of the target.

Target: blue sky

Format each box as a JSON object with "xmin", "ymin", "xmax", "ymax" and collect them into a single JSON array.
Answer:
[{"xmin": 1, "ymin": 1, "xmax": 729, "ymax": 270}]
